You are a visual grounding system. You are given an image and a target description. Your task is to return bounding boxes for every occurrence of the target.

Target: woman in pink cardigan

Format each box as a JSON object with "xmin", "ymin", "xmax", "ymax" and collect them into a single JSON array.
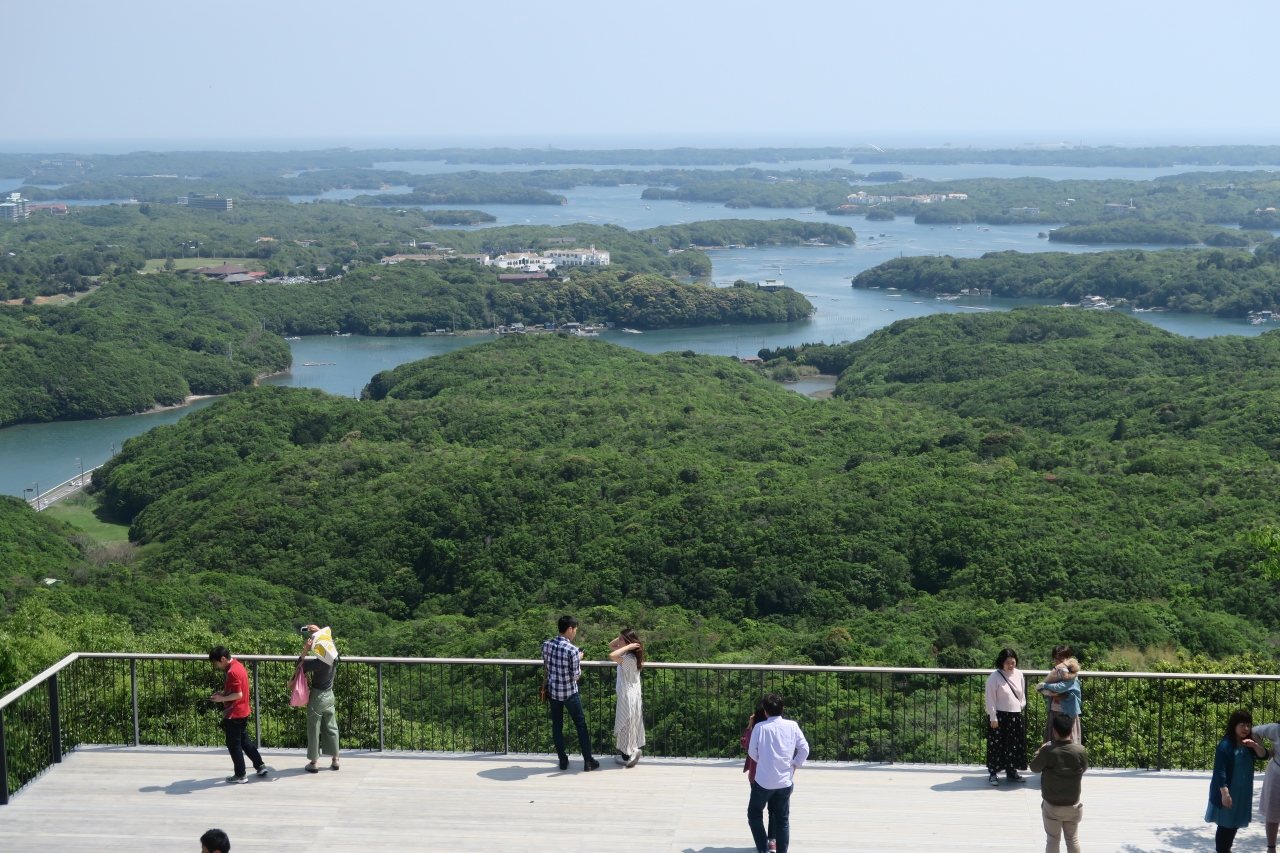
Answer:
[{"xmin": 985, "ymin": 647, "xmax": 1028, "ymax": 786}]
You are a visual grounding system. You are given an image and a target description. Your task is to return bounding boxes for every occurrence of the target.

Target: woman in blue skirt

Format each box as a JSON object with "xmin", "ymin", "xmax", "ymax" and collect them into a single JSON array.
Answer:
[{"xmin": 1207, "ymin": 709, "xmax": 1269, "ymax": 852}]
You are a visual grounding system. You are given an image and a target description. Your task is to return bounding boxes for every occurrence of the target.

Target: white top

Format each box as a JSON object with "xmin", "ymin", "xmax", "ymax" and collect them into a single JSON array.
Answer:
[
  {"xmin": 748, "ymin": 715, "xmax": 810, "ymax": 790},
  {"xmin": 985, "ymin": 668, "xmax": 1027, "ymax": 721}
]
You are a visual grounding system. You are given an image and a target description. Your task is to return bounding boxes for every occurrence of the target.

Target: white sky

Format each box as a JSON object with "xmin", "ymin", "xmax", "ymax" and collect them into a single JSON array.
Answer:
[{"xmin": 4, "ymin": 0, "xmax": 1280, "ymax": 150}]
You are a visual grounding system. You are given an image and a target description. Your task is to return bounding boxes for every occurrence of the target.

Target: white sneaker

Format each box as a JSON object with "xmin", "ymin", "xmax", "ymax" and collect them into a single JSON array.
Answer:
[
  {"xmin": 626, "ymin": 748, "xmax": 641, "ymax": 767},
  {"xmin": 615, "ymin": 755, "xmax": 628, "ymax": 765}
]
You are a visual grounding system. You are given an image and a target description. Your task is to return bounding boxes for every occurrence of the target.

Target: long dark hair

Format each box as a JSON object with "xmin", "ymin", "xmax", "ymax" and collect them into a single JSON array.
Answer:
[
  {"xmin": 994, "ymin": 648, "xmax": 1019, "ymax": 670},
  {"xmin": 1051, "ymin": 645, "xmax": 1072, "ymax": 663},
  {"xmin": 620, "ymin": 627, "xmax": 645, "ymax": 670},
  {"xmin": 749, "ymin": 700, "xmax": 768, "ymax": 727},
  {"xmin": 1226, "ymin": 709, "xmax": 1253, "ymax": 744}
]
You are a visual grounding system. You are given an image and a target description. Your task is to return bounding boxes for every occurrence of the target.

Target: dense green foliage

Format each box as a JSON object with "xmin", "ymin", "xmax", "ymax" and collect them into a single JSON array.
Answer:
[
  {"xmin": 0, "ymin": 207, "xmax": 847, "ymax": 301},
  {"xmin": 0, "ymin": 276, "xmax": 290, "ymax": 427},
  {"xmin": 237, "ymin": 264, "xmax": 812, "ymax": 336},
  {"xmin": 73, "ymin": 324, "xmax": 1280, "ymax": 667},
  {"xmin": 0, "ymin": 199, "xmax": 501, "ymax": 299},
  {"xmin": 851, "ymin": 145, "xmax": 1280, "ymax": 167},
  {"xmin": 860, "ymin": 171, "xmax": 1280, "ymax": 229},
  {"xmin": 852, "ymin": 249, "xmax": 1280, "ymax": 316},
  {"xmin": 1049, "ymin": 221, "xmax": 1272, "ymax": 246}
]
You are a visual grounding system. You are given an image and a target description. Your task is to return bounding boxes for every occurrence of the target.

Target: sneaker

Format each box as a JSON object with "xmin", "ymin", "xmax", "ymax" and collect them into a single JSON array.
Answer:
[
  {"xmin": 583, "ymin": 758, "xmax": 601, "ymax": 772},
  {"xmin": 226, "ymin": 774, "xmax": 248, "ymax": 784},
  {"xmin": 255, "ymin": 765, "xmax": 269, "ymax": 778},
  {"xmin": 1008, "ymin": 770, "xmax": 1026, "ymax": 783},
  {"xmin": 614, "ymin": 755, "xmax": 628, "ymax": 765},
  {"xmin": 626, "ymin": 748, "xmax": 641, "ymax": 768},
  {"xmin": 305, "ymin": 762, "xmax": 320, "ymax": 774},
  {"xmin": 558, "ymin": 756, "xmax": 569, "ymax": 771},
  {"xmin": 988, "ymin": 773, "xmax": 999, "ymax": 786},
  {"xmin": 768, "ymin": 842, "xmax": 777, "ymax": 853}
]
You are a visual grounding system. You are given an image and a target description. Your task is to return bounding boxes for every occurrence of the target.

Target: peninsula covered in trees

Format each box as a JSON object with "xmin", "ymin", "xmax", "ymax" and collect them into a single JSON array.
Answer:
[
  {"xmin": 7, "ymin": 311, "xmax": 1280, "ymax": 691},
  {"xmin": 0, "ymin": 224, "xmax": 819, "ymax": 427},
  {"xmin": 849, "ymin": 247, "xmax": 1280, "ymax": 317}
]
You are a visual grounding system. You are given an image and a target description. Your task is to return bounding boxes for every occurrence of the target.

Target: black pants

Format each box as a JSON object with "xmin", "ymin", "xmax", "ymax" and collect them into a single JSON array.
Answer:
[
  {"xmin": 1216, "ymin": 825, "xmax": 1238, "ymax": 853},
  {"xmin": 549, "ymin": 693, "xmax": 593, "ymax": 762},
  {"xmin": 222, "ymin": 716, "xmax": 263, "ymax": 777}
]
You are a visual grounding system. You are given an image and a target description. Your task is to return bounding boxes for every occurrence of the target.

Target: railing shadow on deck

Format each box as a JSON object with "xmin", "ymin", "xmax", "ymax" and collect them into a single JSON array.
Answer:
[{"xmin": 3, "ymin": 652, "xmax": 1277, "ymax": 804}]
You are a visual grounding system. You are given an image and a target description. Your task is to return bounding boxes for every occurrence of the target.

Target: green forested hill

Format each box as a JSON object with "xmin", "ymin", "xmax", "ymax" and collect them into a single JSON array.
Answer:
[
  {"xmin": 72, "ymin": 323, "xmax": 1280, "ymax": 670},
  {"xmin": 852, "ymin": 248, "xmax": 1280, "ymax": 316}
]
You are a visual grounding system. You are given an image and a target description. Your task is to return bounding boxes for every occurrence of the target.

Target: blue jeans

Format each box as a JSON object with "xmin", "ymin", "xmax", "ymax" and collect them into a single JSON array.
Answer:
[
  {"xmin": 748, "ymin": 781, "xmax": 792, "ymax": 853},
  {"xmin": 549, "ymin": 693, "xmax": 593, "ymax": 762}
]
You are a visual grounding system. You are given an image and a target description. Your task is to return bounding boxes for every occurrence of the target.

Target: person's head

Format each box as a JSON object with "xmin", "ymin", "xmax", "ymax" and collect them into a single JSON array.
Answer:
[
  {"xmin": 1052, "ymin": 645, "xmax": 1072, "ymax": 664},
  {"xmin": 1051, "ymin": 713, "xmax": 1074, "ymax": 741},
  {"xmin": 208, "ymin": 646, "xmax": 233, "ymax": 672},
  {"xmin": 762, "ymin": 692, "xmax": 785, "ymax": 718},
  {"xmin": 994, "ymin": 648, "xmax": 1018, "ymax": 672},
  {"xmin": 1226, "ymin": 709, "xmax": 1254, "ymax": 744},
  {"xmin": 750, "ymin": 701, "xmax": 768, "ymax": 726},
  {"xmin": 200, "ymin": 829, "xmax": 230, "ymax": 853},
  {"xmin": 557, "ymin": 615, "xmax": 579, "ymax": 640},
  {"xmin": 608, "ymin": 627, "xmax": 645, "ymax": 669}
]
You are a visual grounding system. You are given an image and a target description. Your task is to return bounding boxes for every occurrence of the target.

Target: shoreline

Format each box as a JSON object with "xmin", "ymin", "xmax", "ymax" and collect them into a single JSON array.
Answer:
[{"xmin": 144, "ymin": 394, "xmax": 221, "ymax": 415}]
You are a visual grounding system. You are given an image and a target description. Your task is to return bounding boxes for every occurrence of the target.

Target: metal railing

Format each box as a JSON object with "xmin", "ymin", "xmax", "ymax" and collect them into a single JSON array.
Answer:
[{"xmin": 3, "ymin": 654, "xmax": 1278, "ymax": 803}]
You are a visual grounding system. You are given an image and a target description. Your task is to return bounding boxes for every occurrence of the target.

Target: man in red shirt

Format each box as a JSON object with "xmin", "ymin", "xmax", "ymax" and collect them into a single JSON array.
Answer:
[{"xmin": 209, "ymin": 646, "xmax": 268, "ymax": 783}]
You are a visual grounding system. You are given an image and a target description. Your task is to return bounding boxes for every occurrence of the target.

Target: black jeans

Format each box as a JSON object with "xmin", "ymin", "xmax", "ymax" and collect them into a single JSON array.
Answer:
[
  {"xmin": 1216, "ymin": 825, "xmax": 1238, "ymax": 853},
  {"xmin": 549, "ymin": 693, "xmax": 593, "ymax": 762},
  {"xmin": 222, "ymin": 716, "xmax": 263, "ymax": 778},
  {"xmin": 748, "ymin": 781, "xmax": 793, "ymax": 853}
]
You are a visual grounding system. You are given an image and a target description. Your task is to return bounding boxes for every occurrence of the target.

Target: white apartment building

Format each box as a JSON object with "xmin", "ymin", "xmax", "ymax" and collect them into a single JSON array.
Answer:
[
  {"xmin": 541, "ymin": 245, "xmax": 610, "ymax": 267},
  {"xmin": 0, "ymin": 192, "xmax": 29, "ymax": 220}
]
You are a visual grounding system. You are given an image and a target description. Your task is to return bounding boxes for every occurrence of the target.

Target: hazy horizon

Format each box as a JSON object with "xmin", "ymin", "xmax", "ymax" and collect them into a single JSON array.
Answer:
[{"xmin": 6, "ymin": 0, "xmax": 1280, "ymax": 149}]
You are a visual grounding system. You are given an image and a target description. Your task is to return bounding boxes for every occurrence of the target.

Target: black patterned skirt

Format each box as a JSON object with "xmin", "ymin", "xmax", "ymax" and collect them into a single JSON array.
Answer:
[{"xmin": 986, "ymin": 710, "xmax": 1028, "ymax": 773}]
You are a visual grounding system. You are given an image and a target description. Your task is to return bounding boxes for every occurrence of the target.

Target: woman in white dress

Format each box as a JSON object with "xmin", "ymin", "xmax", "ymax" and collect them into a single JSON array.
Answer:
[
  {"xmin": 609, "ymin": 628, "xmax": 646, "ymax": 767},
  {"xmin": 1251, "ymin": 720, "xmax": 1280, "ymax": 853}
]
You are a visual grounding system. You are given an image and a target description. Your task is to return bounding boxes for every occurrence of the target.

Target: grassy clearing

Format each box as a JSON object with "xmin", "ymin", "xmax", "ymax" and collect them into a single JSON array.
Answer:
[
  {"xmin": 45, "ymin": 494, "xmax": 131, "ymax": 546},
  {"xmin": 142, "ymin": 257, "xmax": 259, "ymax": 273}
]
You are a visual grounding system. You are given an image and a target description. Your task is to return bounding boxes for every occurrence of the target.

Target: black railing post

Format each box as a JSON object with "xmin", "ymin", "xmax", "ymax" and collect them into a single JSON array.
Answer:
[
  {"xmin": 503, "ymin": 665, "xmax": 510, "ymax": 755},
  {"xmin": 0, "ymin": 708, "xmax": 9, "ymax": 806},
  {"xmin": 130, "ymin": 660, "xmax": 140, "ymax": 746},
  {"xmin": 49, "ymin": 673, "xmax": 62, "ymax": 764},
  {"xmin": 377, "ymin": 663, "xmax": 384, "ymax": 752},
  {"xmin": 1156, "ymin": 678, "xmax": 1165, "ymax": 772},
  {"xmin": 252, "ymin": 660, "xmax": 261, "ymax": 750}
]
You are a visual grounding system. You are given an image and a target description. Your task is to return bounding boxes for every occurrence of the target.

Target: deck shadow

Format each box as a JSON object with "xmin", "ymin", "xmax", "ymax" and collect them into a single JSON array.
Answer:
[
  {"xmin": 139, "ymin": 777, "xmax": 228, "ymax": 795},
  {"xmin": 1120, "ymin": 823, "xmax": 1250, "ymax": 852},
  {"xmin": 476, "ymin": 765, "xmax": 561, "ymax": 782}
]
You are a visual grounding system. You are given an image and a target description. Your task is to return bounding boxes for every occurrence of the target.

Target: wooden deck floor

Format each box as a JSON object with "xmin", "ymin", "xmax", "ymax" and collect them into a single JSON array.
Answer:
[{"xmin": 0, "ymin": 745, "xmax": 1262, "ymax": 852}]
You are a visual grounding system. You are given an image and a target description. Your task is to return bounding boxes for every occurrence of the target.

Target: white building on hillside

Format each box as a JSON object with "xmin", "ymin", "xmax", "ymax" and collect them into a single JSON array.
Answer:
[
  {"xmin": 491, "ymin": 252, "xmax": 556, "ymax": 272},
  {"xmin": 542, "ymin": 245, "xmax": 610, "ymax": 267}
]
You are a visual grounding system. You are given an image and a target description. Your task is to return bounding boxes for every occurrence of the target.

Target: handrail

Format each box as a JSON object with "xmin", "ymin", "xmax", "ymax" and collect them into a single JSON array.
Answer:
[
  {"xmin": 0, "ymin": 654, "xmax": 78, "ymax": 711},
  {"xmin": 8, "ymin": 651, "xmax": 1280, "ymax": 711}
]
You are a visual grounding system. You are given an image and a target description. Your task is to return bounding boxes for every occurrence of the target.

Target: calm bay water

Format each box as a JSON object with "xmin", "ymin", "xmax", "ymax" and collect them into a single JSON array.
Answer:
[{"xmin": 4, "ymin": 168, "xmax": 1280, "ymax": 498}]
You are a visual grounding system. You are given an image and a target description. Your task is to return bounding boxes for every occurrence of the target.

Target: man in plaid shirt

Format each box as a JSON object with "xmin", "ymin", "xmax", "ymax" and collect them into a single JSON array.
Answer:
[{"xmin": 543, "ymin": 615, "xmax": 599, "ymax": 772}]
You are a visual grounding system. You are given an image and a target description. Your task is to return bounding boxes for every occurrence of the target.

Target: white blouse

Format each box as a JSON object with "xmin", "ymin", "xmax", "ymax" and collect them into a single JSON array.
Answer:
[{"xmin": 985, "ymin": 668, "xmax": 1027, "ymax": 721}]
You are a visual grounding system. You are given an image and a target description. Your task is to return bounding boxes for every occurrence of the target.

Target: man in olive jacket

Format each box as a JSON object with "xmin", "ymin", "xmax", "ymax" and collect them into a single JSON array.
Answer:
[{"xmin": 1030, "ymin": 713, "xmax": 1088, "ymax": 853}]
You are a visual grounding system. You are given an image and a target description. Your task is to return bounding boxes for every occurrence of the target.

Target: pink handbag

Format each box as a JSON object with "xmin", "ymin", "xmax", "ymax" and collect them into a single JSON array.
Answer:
[{"xmin": 290, "ymin": 668, "xmax": 310, "ymax": 707}]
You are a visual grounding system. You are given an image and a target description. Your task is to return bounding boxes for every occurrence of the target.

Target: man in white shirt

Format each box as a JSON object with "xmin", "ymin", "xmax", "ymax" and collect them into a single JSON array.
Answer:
[{"xmin": 747, "ymin": 692, "xmax": 810, "ymax": 853}]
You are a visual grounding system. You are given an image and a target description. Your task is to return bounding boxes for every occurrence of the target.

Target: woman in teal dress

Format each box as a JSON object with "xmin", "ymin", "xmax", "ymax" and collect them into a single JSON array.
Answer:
[{"xmin": 1207, "ymin": 709, "xmax": 1269, "ymax": 852}]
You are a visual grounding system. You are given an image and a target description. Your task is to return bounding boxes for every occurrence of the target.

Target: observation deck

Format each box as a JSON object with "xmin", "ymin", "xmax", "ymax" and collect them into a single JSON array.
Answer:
[
  {"xmin": 0, "ymin": 745, "xmax": 1228, "ymax": 852},
  {"xmin": 3, "ymin": 653, "xmax": 1276, "ymax": 851}
]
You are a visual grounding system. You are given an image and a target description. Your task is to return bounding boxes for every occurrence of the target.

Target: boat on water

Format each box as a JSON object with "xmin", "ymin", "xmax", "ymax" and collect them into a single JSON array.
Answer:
[
  {"xmin": 283, "ymin": 336, "xmax": 301, "ymax": 341},
  {"xmin": 620, "ymin": 328, "xmax": 642, "ymax": 334},
  {"xmin": 302, "ymin": 362, "xmax": 336, "ymax": 366},
  {"xmin": 570, "ymin": 328, "xmax": 599, "ymax": 338}
]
